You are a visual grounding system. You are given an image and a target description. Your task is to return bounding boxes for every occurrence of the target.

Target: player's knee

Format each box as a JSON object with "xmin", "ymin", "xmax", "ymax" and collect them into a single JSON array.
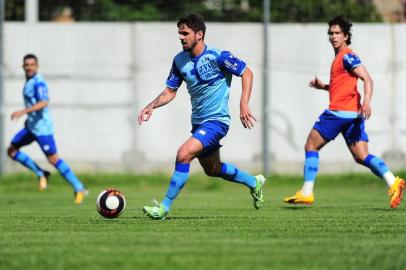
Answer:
[
  {"xmin": 304, "ymin": 143, "xmax": 314, "ymax": 152},
  {"xmin": 7, "ymin": 146, "xmax": 17, "ymax": 158},
  {"xmin": 352, "ymin": 154, "xmax": 364, "ymax": 165},
  {"xmin": 46, "ymin": 154, "xmax": 59, "ymax": 165},
  {"xmin": 355, "ymin": 158, "xmax": 364, "ymax": 165},
  {"xmin": 203, "ymin": 167, "xmax": 218, "ymax": 177},
  {"xmin": 176, "ymin": 148, "xmax": 193, "ymax": 163}
]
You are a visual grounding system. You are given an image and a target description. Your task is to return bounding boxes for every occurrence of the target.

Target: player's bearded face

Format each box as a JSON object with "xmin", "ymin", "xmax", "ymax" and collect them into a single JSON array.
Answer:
[{"xmin": 178, "ymin": 24, "xmax": 199, "ymax": 52}]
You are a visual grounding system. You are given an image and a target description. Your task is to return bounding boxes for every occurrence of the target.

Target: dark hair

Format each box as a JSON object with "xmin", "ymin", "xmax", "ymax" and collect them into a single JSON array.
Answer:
[
  {"xmin": 328, "ymin": 16, "xmax": 353, "ymax": 45},
  {"xmin": 23, "ymin": 54, "xmax": 38, "ymax": 63},
  {"xmin": 177, "ymin": 13, "xmax": 206, "ymax": 39}
]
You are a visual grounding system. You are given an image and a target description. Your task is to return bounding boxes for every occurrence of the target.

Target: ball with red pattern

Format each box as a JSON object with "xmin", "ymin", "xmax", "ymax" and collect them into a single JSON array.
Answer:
[{"xmin": 96, "ymin": 189, "xmax": 126, "ymax": 218}]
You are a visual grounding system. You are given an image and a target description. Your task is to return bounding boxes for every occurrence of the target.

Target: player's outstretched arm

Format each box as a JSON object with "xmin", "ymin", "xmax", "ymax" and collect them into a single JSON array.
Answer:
[
  {"xmin": 10, "ymin": 100, "xmax": 48, "ymax": 121},
  {"xmin": 240, "ymin": 67, "xmax": 257, "ymax": 129},
  {"xmin": 309, "ymin": 76, "xmax": 329, "ymax": 91},
  {"xmin": 138, "ymin": 87, "xmax": 177, "ymax": 125},
  {"xmin": 352, "ymin": 65, "xmax": 373, "ymax": 119}
]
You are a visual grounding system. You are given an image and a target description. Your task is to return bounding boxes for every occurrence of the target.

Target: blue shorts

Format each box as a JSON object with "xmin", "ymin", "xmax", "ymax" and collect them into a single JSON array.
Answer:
[
  {"xmin": 11, "ymin": 128, "xmax": 58, "ymax": 155},
  {"xmin": 191, "ymin": 120, "xmax": 229, "ymax": 158},
  {"xmin": 313, "ymin": 110, "xmax": 369, "ymax": 145}
]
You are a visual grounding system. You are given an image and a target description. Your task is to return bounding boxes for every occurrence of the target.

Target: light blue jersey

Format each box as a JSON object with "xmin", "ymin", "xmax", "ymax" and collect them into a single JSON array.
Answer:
[
  {"xmin": 166, "ymin": 45, "xmax": 247, "ymax": 125},
  {"xmin": 23, "ymin": 73, "xmax": 53, "ymax": 136}
]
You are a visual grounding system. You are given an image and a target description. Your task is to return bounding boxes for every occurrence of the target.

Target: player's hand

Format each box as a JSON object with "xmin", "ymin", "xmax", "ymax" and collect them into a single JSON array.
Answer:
[
  {"xmin": 10, "ymin": 110, "xmax": 25, "ymax": 121},
  {"xmin": 138, "ymin": 106, "xmax": 154, "ymax": 125},
  {"xmin": 309, "ymin": 76, "xmax": 325, "ymax": 89},
  {"xmin": 360, "ymin": 103, "xmax": 371, "ymax": 120},
  {"xmin": 240, "ymin": 104, "xmax": 256, "ymax": 129}
]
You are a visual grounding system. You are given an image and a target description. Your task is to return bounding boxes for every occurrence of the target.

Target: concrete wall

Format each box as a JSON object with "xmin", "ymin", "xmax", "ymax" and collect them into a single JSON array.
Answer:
[{"xmin": 2, "ymin": 22, "xmax": 406, "ymax": 174}]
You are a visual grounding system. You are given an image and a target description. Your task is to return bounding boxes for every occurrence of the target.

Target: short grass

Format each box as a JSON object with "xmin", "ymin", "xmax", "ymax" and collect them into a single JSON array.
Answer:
[{"xmin": 0, "ymin": 172, "xmax": 405, "ymax": 270}]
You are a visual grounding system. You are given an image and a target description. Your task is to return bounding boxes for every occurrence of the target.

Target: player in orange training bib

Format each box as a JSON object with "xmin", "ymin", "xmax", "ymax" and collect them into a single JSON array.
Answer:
[{"xmin": 284, "ymin": 16, "xmax": 404, "ymax": 208}]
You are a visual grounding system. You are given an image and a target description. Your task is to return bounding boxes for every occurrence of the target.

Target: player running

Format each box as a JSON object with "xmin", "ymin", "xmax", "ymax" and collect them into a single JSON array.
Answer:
[
  {"xmin": 138, "ymin": 13, "xmax": 266, "ymax": 220},
  {"xmin": 7, "ymin": 54, "xmax": 88, "ymax": 204},
  {"xmin": 284, "ymin": 16, "xmax": 404, "ymax": 208}
]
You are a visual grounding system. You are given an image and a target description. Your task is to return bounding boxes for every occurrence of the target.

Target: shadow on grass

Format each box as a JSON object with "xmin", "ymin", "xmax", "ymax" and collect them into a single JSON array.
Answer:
[
  {"xmin": 281, "ymin": 206, "xmax": 312, "ymax": 210},
  {"xmin": 362, "ymin": 207, "xmax": 404, "ymax": 212},
  {"xmin": 282, "ymin": 205, "xmax": 405, "ymax": 212},
  {"xmin": 90, "ymin": 216, "xmax": 236, "ymax": 222}
]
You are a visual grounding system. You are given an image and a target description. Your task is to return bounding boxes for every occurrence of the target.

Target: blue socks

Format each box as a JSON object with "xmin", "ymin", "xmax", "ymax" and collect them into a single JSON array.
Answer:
[
  {"xmin": 161, "ymin": 163, "xmax": 190, "ymax": 212},
  {"xmin": 363, "ymin": 154, "xmax": 389, "ymax": 178},
  {"xmin": 304, "ymin": 151, "xmax": 319, "ymax": 181},
  {"xmin": 219, "ymin": 162, "xmax": 256, "ymax": 189},
  {"xmin": 161, "ymin": 162, "xmax": 256, "ymax": 212},
  {"xmin": 13, "ymin": 151, "xmax": 44, "ymax": 177},
  {"xmin": 55, "ymin": 159, "xmax": 84, "ymax": 192},
  {"xmin": 12, "ymin": 152, "xmax": 84, "ymax": 192}
]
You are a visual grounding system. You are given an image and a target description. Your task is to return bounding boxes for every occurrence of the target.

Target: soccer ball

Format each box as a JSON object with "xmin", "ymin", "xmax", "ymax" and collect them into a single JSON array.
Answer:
[{"xmin": 96, "ymin": 189, "xmax": 126, "ymax": 218}]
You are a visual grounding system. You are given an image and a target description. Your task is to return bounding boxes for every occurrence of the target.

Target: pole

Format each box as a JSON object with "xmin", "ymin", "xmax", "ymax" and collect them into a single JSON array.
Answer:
[
  {"xmin": 0, "ymin": 0, "xmax": 5, "ymax": 175},
  {"xmin": 25, "ymin": 0, "xmax": 38, "ymax": 23},
  {"xmin": 262, "ymin": 0, "xmax": 270, "ymax": 175}
]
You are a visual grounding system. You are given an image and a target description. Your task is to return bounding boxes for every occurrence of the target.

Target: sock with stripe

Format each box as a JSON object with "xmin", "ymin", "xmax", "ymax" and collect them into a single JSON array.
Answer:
[
  {"xmin": 161, "ymin": 163, "xmax": 190, "ymax": 212},
  {"xmin": 302, "ymin": 151, "xmax": 319, "ymax": 196},
  {"xmin": 219, "ymin": 162, "xmax": 256, "ymax": 189},
  {"xmin": 12, "ymin": 151, "xmax": 44, "ymax": 177},
  {"xmin": 363, "ymin": 154, "xmax": 395, "ymax": 186},
  {"xmin": 55, "ymin": 159, "xmax": 84, "ymax": 192}
]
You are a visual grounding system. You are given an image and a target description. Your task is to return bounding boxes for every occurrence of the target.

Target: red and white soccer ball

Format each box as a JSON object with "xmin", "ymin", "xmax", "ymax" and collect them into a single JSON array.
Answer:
[{"xmin": 96, "ymin": 189, "xmax": 126, "ymax": 218}]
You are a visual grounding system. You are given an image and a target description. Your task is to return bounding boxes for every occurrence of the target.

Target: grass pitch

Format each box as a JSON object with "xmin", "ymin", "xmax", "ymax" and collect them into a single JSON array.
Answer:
[{"xmin": 0, "ymin": 172, "xmax": 405, "ymax": 270}]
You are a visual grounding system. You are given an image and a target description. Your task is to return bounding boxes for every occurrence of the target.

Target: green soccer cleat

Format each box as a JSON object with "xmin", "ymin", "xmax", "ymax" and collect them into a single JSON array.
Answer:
[
  {"xmin": 251, "ymin": 175, "xmax": 266, "ymax": 209},
  {"xmin": 143, "ymin": 199, "xmax": 168, "ymax": 220}
]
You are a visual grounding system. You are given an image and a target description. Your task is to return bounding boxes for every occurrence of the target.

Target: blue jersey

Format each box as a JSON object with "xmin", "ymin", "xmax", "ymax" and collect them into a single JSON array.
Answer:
[
  {"xmin": 166, "ymin": 45, "xmax": 247, "ymax": 125},
  {"xmin": 23, "ymin": 73, "xmax": 53, "ymax": 136}
]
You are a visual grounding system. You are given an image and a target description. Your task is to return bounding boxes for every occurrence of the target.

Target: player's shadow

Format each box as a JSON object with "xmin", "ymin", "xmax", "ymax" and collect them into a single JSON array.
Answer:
[
  {"xmin": 282, "ymin": 205, "xmax": 403, "ymax": 212},
  {"xmin": 282, "ymin": 206, "xmax": 312, "ymax": 210},
  {"xmin": 362, "ymin": 207, "xmax": 403, "ymax": 212},
  {"xmin": 129, "ymin": 215, "xmax": 246, "ymax": 220}
]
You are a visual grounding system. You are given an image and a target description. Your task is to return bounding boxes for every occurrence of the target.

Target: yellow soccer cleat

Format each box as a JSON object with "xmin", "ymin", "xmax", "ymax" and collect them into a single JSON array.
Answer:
[
  {"xmin": 389, "ymin": 177, "xmax": 405, "ymax": 209},
  {"xmin": 284, "ymin": 191, "xmax": 314, "ymax": 205},
  {"xmin": 74, "ymin": 189, "xmax": 89, "ymax": 204},
  {"xmin": 38, "ymin": 171, "xmax": 50, "ymax": 192}
]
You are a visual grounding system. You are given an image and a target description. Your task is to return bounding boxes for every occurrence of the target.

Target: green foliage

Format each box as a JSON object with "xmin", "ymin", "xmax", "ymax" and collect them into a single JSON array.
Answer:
[
  {"xmin": 4, "ymin": 0, "xmax": 382, "ymax": 22},
  {"xmin": 271, "ymin": 0, "xmax": 382, "ymax": 22},
  {"xmin": 4, "ymin": 0, "xmax": 24, "ymax": 21},
  {"xmin": 77, "ymin": 0, "xmax": 161, "ymax": 21}
]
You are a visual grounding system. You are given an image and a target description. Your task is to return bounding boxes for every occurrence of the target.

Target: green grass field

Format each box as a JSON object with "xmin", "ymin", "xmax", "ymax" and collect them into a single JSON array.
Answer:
[{"xmin": 1, "ymin": 172, "xmax": 405, "ymax": 270}]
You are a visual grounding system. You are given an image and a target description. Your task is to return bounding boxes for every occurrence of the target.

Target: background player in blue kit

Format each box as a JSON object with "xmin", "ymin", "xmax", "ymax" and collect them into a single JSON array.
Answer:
[
  {"xmin": 138, "ymin": 13, "xmax": 266, "ymax": 220},
  {"xmin": 7, "ymin": 54, "xmax": 88, "ymax": 204}
]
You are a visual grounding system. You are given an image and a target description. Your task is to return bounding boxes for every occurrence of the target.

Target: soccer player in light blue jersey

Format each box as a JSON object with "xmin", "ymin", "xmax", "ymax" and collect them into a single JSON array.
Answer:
[
  {"xmin": 138, "ymin": 13, "xmax": 266, "ymax": 220},
  {"xmin": 7, "ymin": 54, "xmax": 88, "ymax": 204}
]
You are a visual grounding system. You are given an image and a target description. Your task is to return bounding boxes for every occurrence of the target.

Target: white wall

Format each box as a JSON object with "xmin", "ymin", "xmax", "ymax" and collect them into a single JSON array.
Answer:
[{"xmin": 2, "ymin": 22, "xmax": 406, "ymax": 173}]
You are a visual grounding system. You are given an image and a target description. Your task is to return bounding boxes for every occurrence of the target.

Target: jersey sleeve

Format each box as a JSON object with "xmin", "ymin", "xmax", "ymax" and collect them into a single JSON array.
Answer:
[
  {"xmin": 343, "ymin": 53, "xmax": 362, "ymax": 72},
  {"xmin": 165, "ymin": 60, "xmax": 183, "ymax": 90},
  {"xmin": 34, "ymin": 81, "xmax": 49, "ymax": 101},
  {"xmin": 216, "ymin": 51, "xmax": 247, "ymax": 76}
]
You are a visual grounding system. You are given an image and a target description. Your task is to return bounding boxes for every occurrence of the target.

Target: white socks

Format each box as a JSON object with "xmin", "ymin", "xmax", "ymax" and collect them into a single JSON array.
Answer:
[
  {"xmin": 383, "ymin": 171, "xmax": 396, "ymax": 187},
  {"xmin": 302, "ymin": 181, "xmax": 315, "ymax": 196}
]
